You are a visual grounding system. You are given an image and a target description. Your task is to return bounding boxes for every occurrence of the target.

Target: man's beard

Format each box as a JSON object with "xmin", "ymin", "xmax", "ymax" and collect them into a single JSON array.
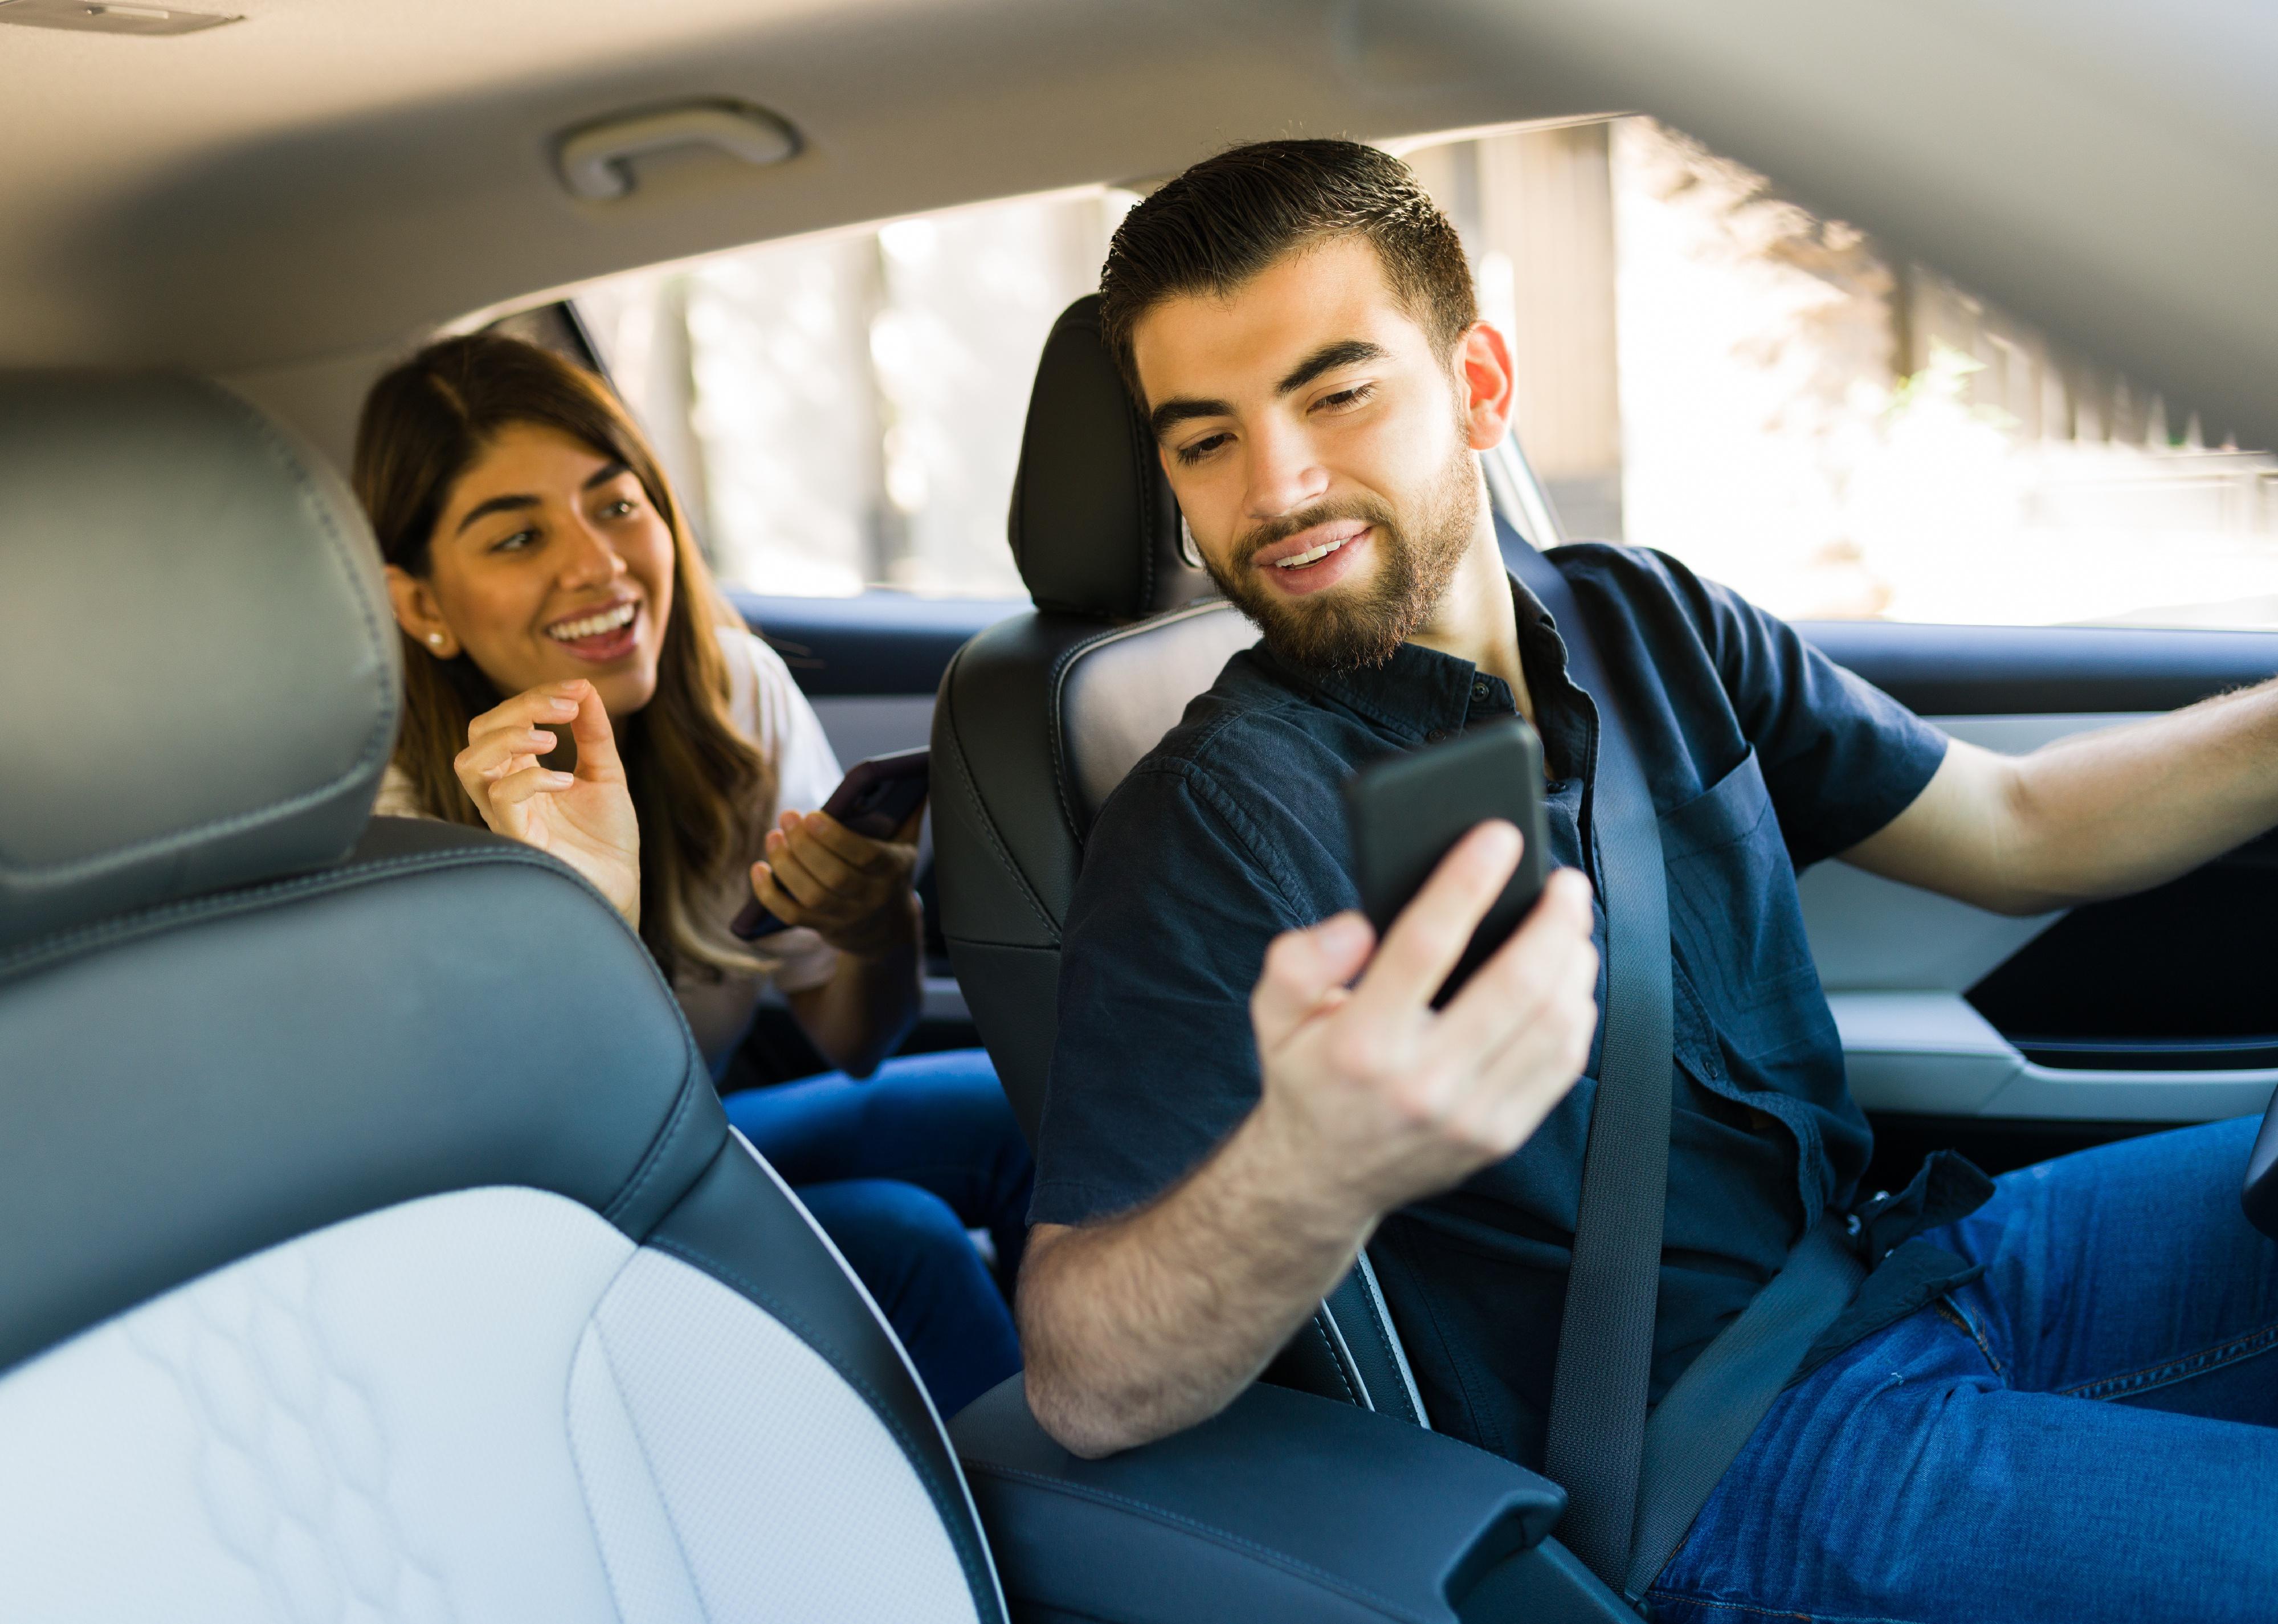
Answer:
[{"xmin": 1200, "ymin": 446, "xmax": 1480, "ymax": 674}]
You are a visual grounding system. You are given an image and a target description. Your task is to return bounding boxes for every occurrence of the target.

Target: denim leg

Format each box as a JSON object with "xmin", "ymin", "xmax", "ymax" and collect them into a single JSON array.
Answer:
[
  {"xmin": 721, "ymin": 1048, "xmax": 1034, "ymax": 1277},
  {"xmin": 1932, "ymin": 1114, "xmax": 2278, "ymax": 1421},
  {"xmin": 792, "ymin": 1178, "xmax": 1023, "ymax": 1421},
  {"xmin": 1650, "ymin": 1116, "xmax": 2278, "ymax": 1624}
]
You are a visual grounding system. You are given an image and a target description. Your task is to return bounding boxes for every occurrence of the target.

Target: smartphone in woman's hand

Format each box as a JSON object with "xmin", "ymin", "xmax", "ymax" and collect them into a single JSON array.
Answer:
[{"xmin": 731, "ymin": 748, "xmax": 932, "ymax": 940}]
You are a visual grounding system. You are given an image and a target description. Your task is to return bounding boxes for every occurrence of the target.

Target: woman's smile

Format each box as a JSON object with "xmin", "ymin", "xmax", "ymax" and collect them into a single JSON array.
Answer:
[{"xmin": 544, "ymin": 595, "xmax": 643, "ymax": 664}]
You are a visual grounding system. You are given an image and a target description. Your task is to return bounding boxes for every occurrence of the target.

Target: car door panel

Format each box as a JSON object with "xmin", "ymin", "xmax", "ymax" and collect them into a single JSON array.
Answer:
[{"xmin": 1795, "ymin": 621, "xmax": 2278, "ymax": 1171}]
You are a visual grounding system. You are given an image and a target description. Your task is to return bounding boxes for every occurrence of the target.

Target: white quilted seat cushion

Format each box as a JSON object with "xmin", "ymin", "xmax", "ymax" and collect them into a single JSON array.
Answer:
[{"xmin": 0, "ymin": 1185, "xmax": 979, "ymax": 1624}]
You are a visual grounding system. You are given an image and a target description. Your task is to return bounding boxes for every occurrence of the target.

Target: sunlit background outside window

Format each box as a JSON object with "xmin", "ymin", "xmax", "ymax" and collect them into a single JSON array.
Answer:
[{"xmin": 579, "ymin": 119, "xmax": 2278, "ymax": 627}]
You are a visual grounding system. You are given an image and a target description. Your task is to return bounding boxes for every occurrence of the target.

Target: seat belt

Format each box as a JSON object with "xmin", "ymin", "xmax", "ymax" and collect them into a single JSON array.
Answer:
[{"xmin": 1505, "ymin": 540, "xmax": 1672, "ymax": 1596}]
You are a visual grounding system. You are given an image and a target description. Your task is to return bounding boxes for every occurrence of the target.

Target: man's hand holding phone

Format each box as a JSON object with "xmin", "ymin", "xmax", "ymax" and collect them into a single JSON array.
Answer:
[{"xmin": 1248, "ymin": 822, "xmax": 1598, "ymax": 1217}]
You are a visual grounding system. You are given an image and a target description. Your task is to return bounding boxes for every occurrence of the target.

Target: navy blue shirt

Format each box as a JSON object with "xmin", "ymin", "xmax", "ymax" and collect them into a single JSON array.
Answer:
[{"xmin": 1032, "ymin": 542, "xmax": 1967, "ymax": 1468}]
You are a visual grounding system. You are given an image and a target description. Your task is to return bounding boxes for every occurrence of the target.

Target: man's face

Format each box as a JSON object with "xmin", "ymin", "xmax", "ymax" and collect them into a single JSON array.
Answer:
[{"xmin": 1131, "ymin": 236, "xmax": 1500, "ymax": 670}]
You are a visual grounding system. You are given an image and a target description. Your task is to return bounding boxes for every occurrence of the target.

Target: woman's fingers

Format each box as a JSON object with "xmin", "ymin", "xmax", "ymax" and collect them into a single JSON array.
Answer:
[
  {"xmin": 770, "ymin": 819, "xmax": 864, "ymax": 893},
  {"xmin": 562, "ymin": 682, "xmax": 625, "ymax": 782},
  {"xmin": 791, "ymin": 810, "xmax": 900, "ymax": 874},
  {"xmin": 481, "ymin": 763, "xmax": 575, "ymax": 840}
]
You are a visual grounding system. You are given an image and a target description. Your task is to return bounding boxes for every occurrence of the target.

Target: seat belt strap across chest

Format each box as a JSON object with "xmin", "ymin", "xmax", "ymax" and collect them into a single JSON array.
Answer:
[{"xmin": 1507, "ymin": 540, "xmax": 1673, "ymax": 1597}]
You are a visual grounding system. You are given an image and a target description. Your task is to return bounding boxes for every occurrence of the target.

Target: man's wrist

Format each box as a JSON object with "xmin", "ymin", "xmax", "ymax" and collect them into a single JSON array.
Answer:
[{"xmin": 1220, "ymin": 1097, "xmax": 1386, "ymax": 1255}]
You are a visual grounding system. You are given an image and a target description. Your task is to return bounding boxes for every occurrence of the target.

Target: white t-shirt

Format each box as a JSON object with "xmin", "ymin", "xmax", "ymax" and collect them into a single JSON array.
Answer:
[{"xmin": 374, "ymin": 627, "xmax": 843, "ymax": 1063}]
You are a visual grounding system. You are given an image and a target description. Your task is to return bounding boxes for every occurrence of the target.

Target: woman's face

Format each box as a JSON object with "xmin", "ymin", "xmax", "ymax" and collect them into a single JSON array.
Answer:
[{"xmin": 385, "ymin": 422, "xmax": 677, "ymax": 718}]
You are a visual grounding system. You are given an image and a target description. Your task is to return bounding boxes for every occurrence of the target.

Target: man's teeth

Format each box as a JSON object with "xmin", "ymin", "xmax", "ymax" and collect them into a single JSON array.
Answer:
[
  {"xmin": 547, "ymin": 602, "xmax": 637, "ymax": 641},
  {"xmin": 1275, "ymin": 536, "xmax": 1350, "ymax": 570}
]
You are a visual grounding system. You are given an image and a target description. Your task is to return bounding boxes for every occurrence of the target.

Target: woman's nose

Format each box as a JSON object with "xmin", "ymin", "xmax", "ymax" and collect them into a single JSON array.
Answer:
[{"xmin": 560, "ymin": 521, "xmax": 627, "ymax": 587}]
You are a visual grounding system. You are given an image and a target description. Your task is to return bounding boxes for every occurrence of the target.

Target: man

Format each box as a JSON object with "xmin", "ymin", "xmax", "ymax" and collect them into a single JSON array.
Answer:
[{"xmin": 1018, "ymin": 140, "xmax": 2278, "ymax": 1621}]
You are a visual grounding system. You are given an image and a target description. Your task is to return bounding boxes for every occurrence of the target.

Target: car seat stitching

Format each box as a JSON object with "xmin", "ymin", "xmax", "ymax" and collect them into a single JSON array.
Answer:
[
  {"xmin": 587, "ymin": 1311, "xmax": 721, "ymax": 1624},
  {"xmin": 562, "ymin": 1242, "xmax": 669, "ymax": 1624},
  {"xmin": 644, "ymin": 1234, "xmax": 1003, "ymax": 1617},
  {"xmin": 959, "ymin": 1459, "xmax": 1438, "ymax": 1624},
  {"xmin": 936, "ymin": 668, "xmax": 1060, "ymax": 939},
  {"xmin": 1309, "ymin": 1312, "xmax": 1359, "ymax": 1405}
]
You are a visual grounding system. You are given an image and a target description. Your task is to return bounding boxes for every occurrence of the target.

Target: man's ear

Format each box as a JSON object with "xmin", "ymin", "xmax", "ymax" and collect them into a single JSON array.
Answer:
[
  {"xmin": 384, "ymin": 565, "xmax": 459, "ymax": 659},
  {"xmin": 1457, "ymin": 320, "xmax": 1518, "ymax": 452}
]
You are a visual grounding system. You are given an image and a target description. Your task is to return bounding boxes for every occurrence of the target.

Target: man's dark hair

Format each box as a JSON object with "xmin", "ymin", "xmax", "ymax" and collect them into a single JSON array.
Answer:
[{"xmin": 1098, "ymin": 139, "xmax": 1477, "ymax": 403}]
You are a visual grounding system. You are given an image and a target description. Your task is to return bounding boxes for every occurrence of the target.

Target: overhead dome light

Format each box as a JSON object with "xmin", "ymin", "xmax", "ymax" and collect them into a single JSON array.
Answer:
[{"xmin": 555, "ymin": 101, "xmax": 800, "ymax": 203}]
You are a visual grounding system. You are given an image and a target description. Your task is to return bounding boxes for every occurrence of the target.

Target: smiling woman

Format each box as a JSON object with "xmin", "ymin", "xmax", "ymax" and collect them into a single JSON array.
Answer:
[{"xmin": 350, "ymin": 334, "xmax": 1032, "ymax": 1415}]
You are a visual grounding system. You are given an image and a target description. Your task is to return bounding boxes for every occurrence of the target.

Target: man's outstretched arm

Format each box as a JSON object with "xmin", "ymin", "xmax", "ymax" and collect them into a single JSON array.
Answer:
[
  {"xmin": 1844, "ymin": 678, "xmax": 2278, "ymax": 915},
  {"xmin": 1018, "ymin": 825, "xmax": 1599, "ymax": 1458}
]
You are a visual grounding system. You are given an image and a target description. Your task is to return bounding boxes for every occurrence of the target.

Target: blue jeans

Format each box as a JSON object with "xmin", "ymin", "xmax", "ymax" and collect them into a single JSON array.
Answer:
[
  {"xmin": 1650, "ymin": 1113, "xmax": 2278, "ymax": 1623},
  {"xmin": 723, "ymin": 1048, "xmax": 1031, "ymax": 1419}
]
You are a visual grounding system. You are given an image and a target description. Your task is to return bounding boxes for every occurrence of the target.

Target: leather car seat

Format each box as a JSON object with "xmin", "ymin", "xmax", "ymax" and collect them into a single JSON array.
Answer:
[
  {"xmin": 930, "ymin": 296, "xmax": 1430, "ymax": 1426},
  {"xmin": 0, "ymin": 372, "xmax": 1006, "ymax": 1622}
]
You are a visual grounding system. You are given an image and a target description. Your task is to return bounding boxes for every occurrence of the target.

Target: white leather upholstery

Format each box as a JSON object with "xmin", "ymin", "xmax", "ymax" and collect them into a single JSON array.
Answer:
[{"xmin": 0, "ymin": 1187, "xmax": 979, "ymax": 1624}]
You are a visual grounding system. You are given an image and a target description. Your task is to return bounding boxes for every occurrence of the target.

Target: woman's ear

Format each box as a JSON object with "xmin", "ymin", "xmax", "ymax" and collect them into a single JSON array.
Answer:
[{"xmin": 383, "ymin": 565, "xmax": 459, "ymax": 658}]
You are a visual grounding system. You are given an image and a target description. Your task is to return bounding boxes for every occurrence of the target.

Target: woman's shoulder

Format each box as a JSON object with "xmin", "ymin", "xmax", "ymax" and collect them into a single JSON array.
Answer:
[
  {"xmin": 713, "ymin": 623, "xmax": 807, "ymax": 730},
  {"xmin": 371, "ymin": 760, "xmax": 435, "ymax": 820}
]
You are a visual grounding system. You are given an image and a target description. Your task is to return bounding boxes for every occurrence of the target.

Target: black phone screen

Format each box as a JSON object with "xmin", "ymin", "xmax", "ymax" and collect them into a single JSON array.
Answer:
[{"xmin": 1342, "ymin": 720, "xmax": 1552, "ymax": 1003}]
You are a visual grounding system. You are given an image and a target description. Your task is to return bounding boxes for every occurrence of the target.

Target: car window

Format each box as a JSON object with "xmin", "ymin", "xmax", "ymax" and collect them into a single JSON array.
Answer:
[
  {"xmin": 1398, "ymin": 117, "xmax": 2278, "ymax": 630},
  {"xmin": 577, "ymin": 186, "xmax": 1136, "ymax": 600}
]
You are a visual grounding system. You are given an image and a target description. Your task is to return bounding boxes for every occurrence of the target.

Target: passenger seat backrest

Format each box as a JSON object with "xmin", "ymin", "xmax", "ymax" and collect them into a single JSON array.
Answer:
[
  {"xmin": 0, "ymin": 373, "xmax": 1004, "ymax": 1624},
  {"xmin": 934, "ymin": 296, "xmax": 1252, "ymax": 1140}
]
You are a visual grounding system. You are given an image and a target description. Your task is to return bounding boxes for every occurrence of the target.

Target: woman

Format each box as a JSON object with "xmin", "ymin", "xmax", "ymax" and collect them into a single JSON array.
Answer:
[{"xmin": 354, "ymin": 332, "xmax": 1027, "ymax": 1417}]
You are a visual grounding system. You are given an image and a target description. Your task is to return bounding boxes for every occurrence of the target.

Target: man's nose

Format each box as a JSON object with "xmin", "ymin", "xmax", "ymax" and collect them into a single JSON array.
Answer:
[{"xmin": 1242, "ymin": 417, "xmax": 1329, "ymax": 523}]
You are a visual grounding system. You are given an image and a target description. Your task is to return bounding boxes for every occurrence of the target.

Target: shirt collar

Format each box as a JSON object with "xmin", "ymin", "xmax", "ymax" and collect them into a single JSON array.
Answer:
[{"xmin": 1258, "ymin": 573, "xmax": 1592, "ymax": 773}]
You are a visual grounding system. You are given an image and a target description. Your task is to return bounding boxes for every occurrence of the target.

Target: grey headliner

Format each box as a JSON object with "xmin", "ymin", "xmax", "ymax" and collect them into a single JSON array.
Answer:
[{"xmin": 3, "ymin": 0, "xmax": 2273, "ymax": 452}]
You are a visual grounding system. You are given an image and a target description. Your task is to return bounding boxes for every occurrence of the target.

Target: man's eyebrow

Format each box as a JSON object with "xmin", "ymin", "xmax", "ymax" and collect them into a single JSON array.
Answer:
[
  {"xmin": 1276, "ymin": 339, "xmax": 1387, "ymax": 396},
  {"xmin": 1149, "ymin": 396, "xmax": 1234, "ymax": 442}
]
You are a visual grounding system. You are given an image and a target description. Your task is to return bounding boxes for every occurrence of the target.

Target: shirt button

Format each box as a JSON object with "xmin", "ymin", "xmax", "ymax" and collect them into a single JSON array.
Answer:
[
  {"xmin": 1471, "ymin": 680, "xmax": 1489, "ymax": 699},
  {"xmin": 1424, "ymin": 728, "xmax": 1451, "ymax": 744}
]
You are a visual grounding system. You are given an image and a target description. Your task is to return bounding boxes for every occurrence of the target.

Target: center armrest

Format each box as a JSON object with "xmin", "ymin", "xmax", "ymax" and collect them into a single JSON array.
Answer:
[{"xmin": 948, "ymin": 1376, "xmax": 1599, "ymax": 1623}]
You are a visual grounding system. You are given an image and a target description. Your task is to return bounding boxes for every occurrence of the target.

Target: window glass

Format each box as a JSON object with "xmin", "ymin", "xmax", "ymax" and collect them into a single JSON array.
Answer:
[
  {"xmin": 1400, "ymin": 118, "xmax": 2278, "ymax": 629},
  {"xmin": 578, "ymin": 187, "xmax": 1134, "ymax": 598}
]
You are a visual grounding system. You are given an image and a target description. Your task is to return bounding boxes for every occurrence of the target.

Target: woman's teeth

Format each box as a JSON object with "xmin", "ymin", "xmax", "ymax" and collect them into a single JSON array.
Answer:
[
  {"xmin": 1275, "ymin": 536, "xmax": 1351, "ymax": 570},
  {"xmin": 547, "ymin": 602, "xmax": 637, "ymax": 641}
]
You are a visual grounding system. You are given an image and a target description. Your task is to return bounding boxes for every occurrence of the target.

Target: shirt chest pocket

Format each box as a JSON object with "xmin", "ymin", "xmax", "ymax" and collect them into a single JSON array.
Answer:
[{"xmin": 1658, "ymin": 748, "xmax": 1830, "ymax": 1067}]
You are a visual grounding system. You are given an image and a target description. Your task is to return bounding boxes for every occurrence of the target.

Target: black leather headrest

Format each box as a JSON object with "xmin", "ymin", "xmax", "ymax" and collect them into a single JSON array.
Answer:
[
  {"xmin": 1007, "ymin": 296, "xmax": 1215, "ymax": 619},
  {"xmin": 0, "ymin": 372, "xmax": 399, "ymax": 953}
]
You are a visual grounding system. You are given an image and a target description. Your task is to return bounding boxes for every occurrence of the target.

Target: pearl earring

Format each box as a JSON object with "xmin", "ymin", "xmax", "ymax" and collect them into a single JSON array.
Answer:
[{"xmin": 427, "ymin": 633, "xmax": 445, "ymax": 647}]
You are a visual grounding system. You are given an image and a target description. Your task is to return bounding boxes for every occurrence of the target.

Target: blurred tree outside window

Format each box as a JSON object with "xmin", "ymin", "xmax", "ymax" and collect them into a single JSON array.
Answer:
[
  {"xmin": 1402, "ymin": 117, "xmax": 2278, "ymax": 629},
  {"xmin": 577, "ymin": 128, "xmax": 2277, "ymax": 625},
  {"xmin": 578, "ymin": 187, "xmax": 1132, "ymax": 600}
]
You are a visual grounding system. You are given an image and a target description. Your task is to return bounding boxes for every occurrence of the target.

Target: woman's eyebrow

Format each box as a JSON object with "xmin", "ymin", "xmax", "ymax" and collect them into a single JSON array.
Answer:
[
  {"xmin": 452, "ymin": 462, "xmax": 630, "ymax": 534},
  {"xmin": 454, "ymin": 492, "xmax": 538, "ymax": 534}
]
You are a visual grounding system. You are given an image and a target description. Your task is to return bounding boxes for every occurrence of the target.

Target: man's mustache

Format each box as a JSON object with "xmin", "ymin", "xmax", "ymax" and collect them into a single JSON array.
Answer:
[{"xmin": 1231, "ymin": 498, "xmax": 1398, "ymax": 568}]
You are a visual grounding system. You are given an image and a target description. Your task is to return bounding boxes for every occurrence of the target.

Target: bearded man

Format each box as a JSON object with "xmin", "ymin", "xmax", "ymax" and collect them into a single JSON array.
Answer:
[{"xmin": 1016, "ymin": 139, "xmax": 2278, "ymax": 1624}]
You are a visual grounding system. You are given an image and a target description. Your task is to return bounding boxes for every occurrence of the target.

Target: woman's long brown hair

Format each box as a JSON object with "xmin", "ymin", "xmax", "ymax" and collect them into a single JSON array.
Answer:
[{"xmin": 353, "ymin": 332, "xmax": 773, "ymax": 985}]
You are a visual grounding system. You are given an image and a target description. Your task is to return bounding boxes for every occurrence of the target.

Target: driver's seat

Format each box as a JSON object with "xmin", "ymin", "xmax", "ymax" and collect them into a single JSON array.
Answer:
[{"xmin": 930, "ymin": 296, "xmax": 1429, "ymax": 1424}]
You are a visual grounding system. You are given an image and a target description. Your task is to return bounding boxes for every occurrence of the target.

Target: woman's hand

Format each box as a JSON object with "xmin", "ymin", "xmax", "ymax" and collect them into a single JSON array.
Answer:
[
  {"xmin": 454, "ymin": 679, "xmax": 642, "ymax": 925},
  {"xmin": 749, "ymin": 805, "xmax": 922, "ymax": 960}
]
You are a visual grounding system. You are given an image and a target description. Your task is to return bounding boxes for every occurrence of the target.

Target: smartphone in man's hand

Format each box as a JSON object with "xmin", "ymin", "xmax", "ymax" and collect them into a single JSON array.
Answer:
[
  {"xmin": 1344, "ymin": 720, "xmax": 1552, "ymax": 1004},
  {"xmin": 730, "ymin": 747, "xmax": 931, "ymax": 940}
]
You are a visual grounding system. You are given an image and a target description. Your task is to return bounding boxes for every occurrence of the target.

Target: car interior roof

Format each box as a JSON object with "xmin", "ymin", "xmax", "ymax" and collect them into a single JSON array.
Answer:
[{"xmin": 4, "ymin": 0, "xmax": 2275, "ymax": 455}]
